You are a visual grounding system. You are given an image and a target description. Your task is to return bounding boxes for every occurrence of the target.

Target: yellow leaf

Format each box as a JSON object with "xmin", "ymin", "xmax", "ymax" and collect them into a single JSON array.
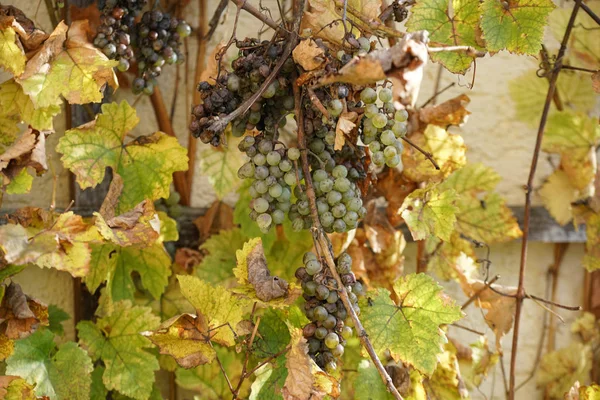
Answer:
[
  {"xmin": 0, "ymin": 25, "xmax": 25, "ymax": 76},
  {"xmin": 334, "ymin": 111, "xmax": 357, "ymax": 151},
  {"xmin": 583, "ymin": 213, "xmax": 600, "ymax": 272},
  {"xmin": 537, "ymin": 343, "xmax": 592, "ymax": 399},
  {"xmin": 94, "ymin": 200, "xmax": 161, "ymax": 247},
  {"xmin": 540, "ymin": 169, "xmax": 585, "ymax": 225},
  {"xmin": 0, "ymin": 79, "xmax": 61, "ymax": 131},
  {"xmin": 403, "ymin": 125, "xmax": 467, "ymax": 183},
  {"xmin": 17, "ymin": 21, "xmax": 118, "ymax": 108},
  {"xmin": 292, "ymin": 39, "xmax": 325, "ymax": 71}
]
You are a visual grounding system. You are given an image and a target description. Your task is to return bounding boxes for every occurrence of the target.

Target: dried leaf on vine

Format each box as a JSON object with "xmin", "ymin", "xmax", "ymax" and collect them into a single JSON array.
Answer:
[
  {"xmin": 427, "ymin": 342, "xmax": 469, "ymax": 399},
  {"xmin": 564, "ymin": 382, "xmax": 600, "ymax": 400},
  {"xmin": 375, "ymin": 168, "xmax": 418, "ymax": 226},
  {"xmin": 0, "ymin": 6, "xmax": 47, "ymax": 50},
  {"xmin": 592, "ymin": 71, "xmax": 600, "ymax": 93},
  {"xmin": 335, "ymin": 111, "xmax": 357, "ymax": 151},
  {"xmin": 282, "ymin": 328, "xmax": 313, "ymax": 400},
  {"xmin": 0, "ymin": 375, "xmax": 36, "ymax": 399},
  {"xmin": 536, "ymin": 342, "xmax": 592, "ymax": 399},
  {"xmin": 293, "ymin": 39, "xmax": 325, "ymax": 71},
  {"xmin": 419, "ymin": 94, "xmax": 471, "ymax": 127},
  {"xmin": 94, "ymin": 200, "xmax": 161, "ymax": 247},
  {"xmin": 0, "ymin": 282, "xmax": 48, "ymax": 341},
  {"xmin": 0, "ymin": 129, "xmax": 47, "ymax": 194}
]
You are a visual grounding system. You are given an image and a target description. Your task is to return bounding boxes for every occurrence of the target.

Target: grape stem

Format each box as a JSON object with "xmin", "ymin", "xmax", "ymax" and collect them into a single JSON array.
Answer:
[{"xmin": 293, "ymin": 75, "xmax": 404, "ymax": 400}]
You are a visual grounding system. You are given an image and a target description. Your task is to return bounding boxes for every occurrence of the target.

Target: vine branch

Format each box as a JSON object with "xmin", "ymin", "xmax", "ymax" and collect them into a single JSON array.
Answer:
[{"xmin": 508, "ymin": 2, "xmax": 582, "ymax": 398}]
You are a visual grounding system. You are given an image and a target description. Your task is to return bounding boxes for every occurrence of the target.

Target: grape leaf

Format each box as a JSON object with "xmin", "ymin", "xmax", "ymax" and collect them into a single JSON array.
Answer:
[
  {"xmin": 509, "ymin": 70, "xmax": 597, "ymax": 126},
  {"xmin": 426, "ymin": 232, "xmax": 476, "ymax": 281},
  {"xmin": 571, "ymin": 312, "xmax": 599, "ymax": 343},
  {"xmin": 458, "ymin": 336, "xmax": 498, "ymax": 389},
  {"xmin": 354, "ymin": 360, "xmax": 395, "ymax": 400},
  {"xmin": 57, "ymin": 101, "xmax": 189, "ymax": 213},
  {"xmin": 157, "ymin": 211, "xmax": 179, "ymax": 242},
  {"xmin": 77, "ymin": 301, "xmax": 160, "ymax": 400},
  {"xmin": 540, "ymin": 169, "xmax": 584, "ymax": 225},
  {"xmin": 0, "ymin": 24, "xmax": 26, "ymax": 76},
  {"xmin": 406, "ymin": 0, "xmax": 482, "ymax": 73},
  {"xmin": 0, "ymin": 210, "xmax": 101, "ymax": 277},
  {"xmin": 1, "ymin": 129, "xmax": 47, "ymax": 196},
  {"xmin": 253, "ymin": 309, "xmax": 291, "ymax": 359},
  {"xmin": 565, "ymin": 383, "xmax": 600, "ymax": 400},
  {"xmin": 93, "ymin": 200, "xmax": 161, "ymax": 247},
  {"xmin": 142, "ymin": 313, "xmax": 216, "ymax": 368},
  {"xmin": 5, "ymin": 168, "xmax": 32, "ymax": 194},
  {"xmin": 0, "ymin": 375, "xmax": 36, "ymax": 400},
  {"xmin": 249, "ymin": 356, "xmax": 288, "ymax": 400},
  {"xmin": 399, "ymin": 184, "xmax": 459, "ymax": 242},
  {"xmin": 47, "ymin": 305, "xmax": 69, "ymax": 336},
  {"xmin": 427, "ymin": 343, "xmax": 469, "ymax": 399},
  {"xmin": 6, "ymin": 329, "xmax": 93, "ymax": 400},
  {"xmin": 196, "ymin": 228, "xmax": 248, "ymax": 285},
  {"xmin": 402, "ymin": 125, "xmax": 467, "ymax": 182},
  {"xmin": 537, "ymin": 342, "xmax": 592, "ymax": 399},
  {"xmin": 84, "ymin": 242, "xmax": 171, "ymax": 301},
  {"xmin": 0, "ymin": 80, "xmax": 61, "ymax": 131},
  {"xmin": 583, "ymin": 213, "xmax": 600, "ymax": 272},
  {"xmin": 233, "ymin": 238, "xmax": 300, "ymax": 307},
  {"xmin": 199, "ymin": 132, "xmax": 244, "ymax": 199},
  {"xmin": 282, "ymin": 327, "xmax": 313, "ymax": 400},
  {"xmin": 543, "ymin": 111, "xmax": 600, "ymax": 191},
  {"xmin": 359, "ymin": 273, "xmax": 463, "ymax": 375},
  {"xmin": 176, "ymin": 346, "xmax": 249, "ymax": 399},
  {"xmin": 17, "ymin": 21, "xmax": 118, "ymax": 108},
  {"xmin": 441, "ymin": 163, "xmax": 522, "ymax": 243},
  {"xmin": 480, "ymin": 0, "xmax": 555, "ymax": 54},
  {"xmin": 178, "ymin": 275, "xmax": 250, "ymax": 347},
  {"xmin": 90, "ymin": 366, "xmax": 108, "ymax": 400}
]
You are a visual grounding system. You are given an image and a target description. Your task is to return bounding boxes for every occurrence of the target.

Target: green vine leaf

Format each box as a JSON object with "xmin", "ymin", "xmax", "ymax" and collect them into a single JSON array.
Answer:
[
  {"xmin": 0, "ymin": 80, "xmax": 61, "ymax": 131},
  {"xmin": 249, "ymin": 356, "xmax": 288, "ymax": 400},
  {"xmin": 57, "ymin": 101, "xmax": 188, "ymax": 213},
  {"xmin": 196, "ymin": 227, "xmax": 248, "ymax": 285},
  {"xmin": 177, "ymin": 275, "xmax": 250, "ymax": 347},
  {"xmin": 90, "ymin": 366, "xmax": 108, "ymax": 400},
  {"xmin": 5, "ymin": 168, "xmax": 32, "ymax": 194},
  {"xmin": 77, "ymin": 301, "xmax": 160, "ymax": 400},
  {"xmin": 199, "ymin": 131, "xmax": 244, "ymax": 199},
  {"xmin": 399, "ymin": 184, "xmax": 459, "ymax": 242},
  {"xmin": 253, "ymin": 309, "xmax": 291, "ymax": 359},
  {"xmin": 359, "ymin": 273, "xmax": 463, "ymax": 375},
  {"xmin": 6, "ymin": 329, "xmax": 93, "ymax": 400},
  {"xmin": 480, "ymin": 0, "xmax": 555, "ymax": 54},
  {"xmin": 537, "ymin": 342, "xmax": 592, "ymax": 398},
  {"xmin": 354, "ymin": 360, "xmax": 395, "ymax": 400},
  {"xmin": 406, "ymin": 0, "xmax": 482, "ymax": 73},
  {"xmin": 84, "ymin": 242, "xmax": 172, "ymax": 301},
  {"xmin": 17, "ymin": 21, "xmax": 118, "ymax": 108},
  {"xmin": 47, "ymin": 305, "xmax": 70, "ymax": 336}
]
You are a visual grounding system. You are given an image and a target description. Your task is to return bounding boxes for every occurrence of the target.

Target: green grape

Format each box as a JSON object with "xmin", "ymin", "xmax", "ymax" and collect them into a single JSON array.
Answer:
[
  {"xmin": 165, "ymin": 191, "xmax": 181, "ymax": 206},
  {"xmin": 386, "ymin": 155, "xmax": 401, "ymax": 168},
  {"xmin": 303, "ymin": 280, "xmax": 317, "ymax": 295},
  {"xmin": 333, "ymin": 219, "xmax": 347, "ymax": 232},
  {"xmin": 314, "ymin": 306, "xmax": 328, "ymax": 321},
  {"xmin": 177, "ymin": 22, "xmax": 192, "ymax": 37},
  {"xmin": 303, "ymin": 251, "xmax": 318, "ymax": 263},
  {"xmin": 320, "ymin": 211, "xmax": 334, "ymax": 227},
  {"xmin": 327, "ymin": 190, "xmax": 342, "ymax": 205},
  {"xmin": 348, "ymin": 292, "xmax": 358, "ymax": 304},
  {"xmin": 279, "ymin": 159, "xmax": 292, "ymax": 172},
  {"xmin": 324, "ymin": 332, "xmax": 340, "ymax": 349},
  {"xmin": 272, "ymin": 209, "xmax": 285, "ymax": 224},
  {"xmin": 169, "ymin": 204, "xmax": 182, "ymax": 218},
  {"xmin": 331, "ymin": 203, "xmax": 346, "ymax": 219},
  {"xmin": 308, "ymin": 338, "xmax": 321, "ymax": 353},
  {"xmin": 316, "ymin": 285, "xmax": 330, "ymax": 300},
  {"xmin": 328, "ymin": 99, "xmax": 343, "ymax": 117},
  {"xmin": 371, "ymin": 113, "xmax": 387, "ymax": 129},
  {"xmin": 266, "ymin": 151, "xmax": 281, "ymax": 166},
  {"xmin": 360, "ymin": 87, "xmax": 377, "ymax": 104},
  {"xmin": 305, "ymin": 260, "xmax": 322, "ymax": 275},
  {"xmin": 254, "ymin": 166, "xmax": 269, "ymax": 180},
  {"xmin": 371, "ymin": 151, "xmax": 385, "ymax": 165},
  {"xmin": 269, "ymin": 165, "xmax": 283, "ymax": 178},
  {"xmin": 253, "ymin": 198, "xmax": 269, "ymax": 213},
  {"xmin": 254, "ymin": 180, "xmax": 269, "ymax": 194},
  {"xmin": 332, "ymin": 165, "xmax": 348, "ymax": 179},
  {"xmin": 341, "ymin": 326, "xmax": 353, "ymax": 339},
  {"xmin": 346, "ymin": 197, "xmax": 362, "ymax": 212},
  {"xmin": 292, "ymin": 217, "xmax": 305, "ymax": 232},
  {"xmin": 381, "ymin": 130, "xmax": 395, "ymax": 146},
  {"xmin": 383, "ymin": 102, "xmax": 395, "ymax": 114},
  {"xmin": 262, "ymin": 82, "xmax": 277, "ymax": 98},
  {"xmin": 334, "ymin": 177, "xmax": 351, "ymax": 193},
  {"xmin": 336, "ymin": 307, "xmax": 347, "ymax": 321},
  {"xmin": 358, "ymin": 206, "xmax": 367, "ymax": 218},
  {"xmin": 256, "ymin": 213, "xmax": 272, "ymax": 231},
  {"xmin": 325, "ymin": 131, "xmax": 336, "ymax": 146},
  {"xmin": 227, "ymin": 74, "xmax": 240, "ymax": 91},
  {"xmin": 353, "ymin": 281, "xmax": 365, "ymax": 296},
  {"xmin": 384, "ymin": 146, "xmax": 397, "ymax": 159},
  {"xmin": 327, "ymin": 291, "xmax": 338, "ymax": 304},
  {"xmin": 363, "ymin": 122, "xmax": 378, "ymax": 137},
  {"xmin": 358, "ymin": 36, "xmax": 371, "ymax": 52},
  {"xmin": 283, "ymin": 172, "xmax": 297, "ymax": 186},
  {"xmin": 323, "ymin": 315, "xmax": 337, "ymax": 329},
  {"xmin": 237, "ymin": 162, "xmax": 254, "ymax": 179},
  {"xmin": 337, "ymin": 253, "xmax": 352, "ymax": 271},
  {"xmin": 313, "ymin": 169, "xmax": 328, "ymax": 182},
  {"xmin": 379, "ymin": 88, "xmax": 393, "ymax": 102},
  {"xmin": 331, "ymin": 343, "xmax": 345, "ymax": 357},
  {"xmin": 315, "ymin": 327, "xmax": 328, "ymax": 340},
  {"xmin": 392, "ymin": 121, "xmax": 407, "ymax": 137},
  {"xmin": 288, "ymin": 147, "xmax": 300, "ymax": 160},
  {"xmin": 364, "ymin": 104, "xmax": 379, "ymax": 118},
  {"xmin": 320, "ymin": 179, "xmax": 334, "ymax": 193},
  {"xmin": 325, "ymin": 361, "xmax": 338, "ymax": 374},
  {"xmin": 249, "ymin": 111, "xmax": 262, "ymax": 125},
  {"xmin": 253, "ymin": 153, "xmax": 267, "ymax": 166},
  {"xmin": 394, "ymin": 109, "xmax": 409, "ymax": 122},
  {"xmin": 269, "ymin": 184, "xmax": 283, "ymax": 198},
  {"xmin": 258, "ymin": 139, "xmax": 274, "ymax": 154},
  {"xmin": 369, "ymin": 141, "xmax": 381, "ymax": 152},
  {"xmin": 343, "ymin": 211, "xmax": 358, "ymax": 226}
]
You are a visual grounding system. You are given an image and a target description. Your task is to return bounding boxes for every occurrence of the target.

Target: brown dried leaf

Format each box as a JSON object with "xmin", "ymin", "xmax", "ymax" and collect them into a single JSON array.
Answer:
[
  {"xmin": 293, "ymin": 39, "xmax": 325, "ymax": 71},
  {"xmin": 94, "ymin": 200, "xmax": 161, "ymax": 247},
  {"xmin": 245, "ymin": 240, "xmax": 289, "ymax": 302},
  {"xmin": 375, "ymin": 168, "xmax": 418, "ymax": 226},
  {"xmin": 0, "ymin": 129, "xmax": 47, "ymax": 173},
  {"xmin": 69, "ymin": 4, "xmax": 102, "ymax": 37},
  {"xmin": 0, "ymin": 375, "xmax": 35, "ymax": 399},
  {"xmin": 0, "ymin": 7, "xmax": 48, "ymax": 51},
  {"xmin": 98, "ymin": 173, "xmax": 124, "ymax": 220},
  {"xmin": 592, "ymin": 71, "xmax": 600, "ymax": 94},
  {"xmin": 419, "ymin": 94, "xmax": 471, "ymax": 127},
  {"xmin": 194, "ymin": 200, "xmax": 234, "ymax": 243},
  {"xmin": 174, "ymin": 248, "xmax": 204, "ymax": 274},
  {"xmin": 283, "ymin": 328, "xmax": 313, "ymax": 400},
  {"xmin": 335, "ymin": 111, "xmax": 357, "ymax": 151},
  {"xmin": 142, "ymin": 313, "xmax": 216, "ymax": 369},
  {"xmin": 199, "ymin": 42, "xmax": 226, "ymax": 85},
  {"xmin": 0, "ymin": 282, "xmax": 48, "ymax": 340}
]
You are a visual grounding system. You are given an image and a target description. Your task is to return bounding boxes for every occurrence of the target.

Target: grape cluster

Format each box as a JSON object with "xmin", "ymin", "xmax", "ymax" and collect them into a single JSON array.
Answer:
[
  {"xmin": 94, "ymin": 0, "xmax": 146, "ymax": 72},
  {"xmin": 296, "ymin": 251, "xmax": 365, "ymax": 372},
  {"xmin": 132, "ymin": 10, "xmax": 191, "ymax": 95},
  {"xmin": 190, "ymin": 40, "xmax": 294, "ymax": 146},
  {"xmin": 237, "ymin": 134, "xmax": 300, "ymax": 233},
  {"xmin": 360, "ymin": 87, "xmax": 408, "ymax": 169}
]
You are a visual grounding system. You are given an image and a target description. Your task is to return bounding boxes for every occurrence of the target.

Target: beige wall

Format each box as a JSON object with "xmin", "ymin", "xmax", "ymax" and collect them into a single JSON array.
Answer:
[{"xmin": 0, "ymin": 1, "xmax": 593, "ymax": 399}]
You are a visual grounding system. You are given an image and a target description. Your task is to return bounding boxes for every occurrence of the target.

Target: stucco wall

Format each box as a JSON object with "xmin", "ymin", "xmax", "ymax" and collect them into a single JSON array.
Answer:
[{"xmin": 0, "ymin": 1, "xmax": 593, "ymax": 399}]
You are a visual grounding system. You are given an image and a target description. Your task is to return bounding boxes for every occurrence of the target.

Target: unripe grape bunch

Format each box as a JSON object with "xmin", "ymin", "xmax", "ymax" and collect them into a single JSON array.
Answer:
[{"xmin": 296, "ymin": 251, "xmax": 365, "ymax": 372}]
